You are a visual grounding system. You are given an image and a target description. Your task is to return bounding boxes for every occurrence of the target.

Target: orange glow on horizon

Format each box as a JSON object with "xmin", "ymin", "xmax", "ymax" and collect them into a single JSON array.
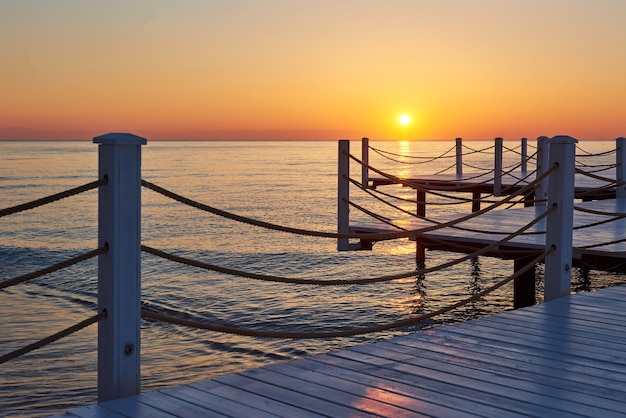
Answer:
[{"xmin": 2, "ymin": 2, "xmax": 626, "ymax": 140}]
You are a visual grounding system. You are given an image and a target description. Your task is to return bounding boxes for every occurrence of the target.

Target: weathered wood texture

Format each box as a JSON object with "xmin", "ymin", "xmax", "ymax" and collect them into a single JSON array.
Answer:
[{"xmin": 58, "ymin": 285, "xmax": 626, "ymax": 417}]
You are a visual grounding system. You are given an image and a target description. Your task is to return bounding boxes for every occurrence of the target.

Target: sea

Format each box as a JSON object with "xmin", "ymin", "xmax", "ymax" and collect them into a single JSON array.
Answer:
[{"xmin": 1, "ymin": 139, "xmax": 624, "ymax": 417}]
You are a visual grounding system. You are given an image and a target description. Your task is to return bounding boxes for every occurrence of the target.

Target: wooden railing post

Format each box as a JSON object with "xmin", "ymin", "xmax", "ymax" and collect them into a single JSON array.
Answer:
[
  {"xmin": 361, "ymin": 137, "xmax": 369, "ymax": 189},
  {"xmin": 616, "ymin": 137, "xmax": 626, "ymax": 198},
  {"xmin": 338, "ymin": 140, "xmax": 350, "ymax": 251},
  {"xmin": 521, "ymin": 137, "xmax": 528, "ymax": 174},
  {"xmin": 94, "ymin": 132, "xmax": 146, "ymax": 403},
  {"xmin": 544, "ymin": 135, "xmax": 577, "ymax": 302},
  {"xmin": 494, "ymin": 137, "xmax": 503, "ymax": 196},
  {"xmin": 535, "ymin": 136, "xmax": 550, "ymax": 206},
  {"xmin": 455, "ymin": 138, "xmax": 463, "ymax": 176}
]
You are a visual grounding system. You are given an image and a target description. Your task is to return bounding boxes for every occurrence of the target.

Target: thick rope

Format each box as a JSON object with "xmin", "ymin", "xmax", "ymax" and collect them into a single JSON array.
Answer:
[
  {"xmin": 0, "ymin": 312, "xmax": 104, "ymax": 364},
  {"xmin": 369, "ymin": 144, "xmax": 457, "ymax": 161},
  {"xmin": 141, "ymin": 175, "xmax": 547, "ymax": 242},
  {"xmin": 573, "ymin": 206, "xmax": 626, "ymax": 218},
  {"xmin": 347, "ymin": 200, "xmax": 406, "ymax": 230},
  {"xmin": 0, "ymin": 178, "xmax": 107, "ymax": 218},
  {"xmin": 461, "ymin": 144, "xmax": 496, "ymax": 154},
  {"xmin": 0, "ymin": 246, "xmax": 108, "ymax": 290},
  {"xmin": 142, "ymin": 207, "xmax": 552, "ymax": 287},
  {"xmin": 575, "ymin": 146, "xmax": 615, "ymax": 157},
  {"xmin": 141, "ymin": 248, "xmax": 550, "ymax": 339},
  {"xmin": 348, "ymin": 177, "xmax": 544, "ymax": 236}
]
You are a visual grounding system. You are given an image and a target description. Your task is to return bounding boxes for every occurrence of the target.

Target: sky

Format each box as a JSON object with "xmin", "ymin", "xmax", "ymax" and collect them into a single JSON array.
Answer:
[{"xmin": 1, "ymin": 0, "xmax": 626, "ymax": 140}]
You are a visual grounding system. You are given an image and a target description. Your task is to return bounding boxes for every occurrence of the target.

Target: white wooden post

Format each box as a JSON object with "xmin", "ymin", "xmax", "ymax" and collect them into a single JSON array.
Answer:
[
  {"xmin": 521, "ymin": 137, "xmax": 528, "ymax": 174},
  {"xmin": 361, "ymin": 137, "xmax": 369, "ymax": 189},
  {"xmin": 535, "ymin": 136, "xmax": 550, "ymax": 206},
  {"xmin": 455, "ymin": 138, "xmax": 463, "ymax": 176},
  {"xmin": 616, "ymin": 137, "xmax": 626, "ymax": 198},
  {"xmin": 494, "ymin": 137, "xmax": 503, "ymax": 196},
  {"xmin": 338, "ymin": 140, "xmax": 350, "ymax": 251},
  {"xmin": 544, "ymin": 135, "xmax": 577, "ymax": 302},
  {"xmin": 94, "ymin": 132, "xmax": 146, "ymax": 402}
]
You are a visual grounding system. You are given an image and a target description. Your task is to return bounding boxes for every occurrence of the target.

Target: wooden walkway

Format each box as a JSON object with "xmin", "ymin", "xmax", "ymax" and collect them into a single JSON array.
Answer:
[
  {"xmin": 352, "ymin": 198, "xmax": 626, "ymax": 271},
  {"xmin": 368, "ymin": 167, "xmax": 618, "ymax": 201},
  {"xmin": 56, "ymin": 285, "xmax": 626, "ymax": 417}
]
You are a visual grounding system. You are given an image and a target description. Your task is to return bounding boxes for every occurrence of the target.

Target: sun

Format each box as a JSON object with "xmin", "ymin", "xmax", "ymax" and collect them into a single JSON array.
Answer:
[{"xmin": 399, "ymin": 114, "xmax": 410, "ymax": 125}]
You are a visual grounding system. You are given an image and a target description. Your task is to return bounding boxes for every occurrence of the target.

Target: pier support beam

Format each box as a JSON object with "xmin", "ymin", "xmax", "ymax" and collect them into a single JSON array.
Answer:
[
  {"xmin": 455, "ymin": 138, "xmax": 463, "ymax": 176},
  {"xmin": 521, "ymin": 137, "xmax": 528, "ymax": 175},
  {"xmin": 338, "ymin": 140, "xmax": 351, "ymax": 251},
  {"xmin": 535, "ymin": 136, "xmax": 550, "ymax": 206},
  {"xmin": 95, "ymin": 132, "xmax": 146, "ymax": 403},
  {"xmin": 544, "ymin": 135, "xmax": 577, "ymax": 302},
  {"xmin": 617, "ymin": 137, "xmax": 626, "ymax": 198},
  {"xmin": 494, "ymin": 137, "xmax": 503, "ymax": 197},
  {"xmin": 361, "ymin": 137, "xmax": 369, "ymax": 189}
]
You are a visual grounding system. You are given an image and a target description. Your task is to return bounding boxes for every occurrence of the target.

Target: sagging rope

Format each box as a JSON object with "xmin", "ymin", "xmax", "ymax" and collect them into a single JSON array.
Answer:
[
  {"xmin": 369, "ymin": 144, "xmax": 457, "ymax": 165},
  {"xmin": 0, "ymin": 178, "xmax": 107, "ymax": 218},
  {"xmin": 461, "ymin": 144, "xmax": 495, "ymax": 154},
  {"xmin": 348, "ymin": 177, "xmax": 546, "ymax": 236},
  {"xmin": 369, "ymin": 144, "xmax": 457, "ymax": 161},
  {"xmin": 0, "ymin": 312, "xmax": 104, "ymax": 364},
  {"xmin": 576, "ymin": 146, "xmax": 615, "ymax": 157},
  {"xmin": 142, "ymin": 206, "xmax": 553, "ymax": 287},
  {"xmin": 347, "ymin": 200, "xmax": 406, "ymax": 230},
  {"xmin": 143, "ymin": 167, "xmax": 552, "ymax": 243},
  {"xmin": 141, "ymin": 248, "xmax": 551, "ymax": 339},
  {"xmin": 0, "ymin": 245, "xmax": 108, "ymax": 290}
]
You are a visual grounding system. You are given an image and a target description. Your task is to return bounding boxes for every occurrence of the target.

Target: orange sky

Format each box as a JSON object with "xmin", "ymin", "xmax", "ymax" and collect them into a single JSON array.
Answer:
[{"xmin": 2, "ymin": 0, "xmax": 626, "ymax": 140}]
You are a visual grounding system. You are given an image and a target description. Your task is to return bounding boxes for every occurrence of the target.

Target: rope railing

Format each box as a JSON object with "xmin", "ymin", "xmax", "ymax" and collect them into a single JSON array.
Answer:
[
  {"xmin": 347, "ymin": 177, "xmax": 545, "ymax": 235},
  {"xmin": 142, "ymin": 204, "xmax": 553, "ymax": 287},
  {"xmin": 353, "ymin": 152, "xmax": 541, "ymax": 201},
  {"xmin": 0, "ymin": 245, "xmax": 108, "ymax": 290},
  {"xmin": 0, "ymin": 178, "xmax": 107, "ymax": 218},
  {"xmin": 575, "ymin": 146, "xmax": 616, "ymax": 157},
  {"xmin": 143, "ymin": 165, "xmax": 553, "ymax": 243},
  {"xmin": 0, "ymin": 312, "xmax": 104, "ymax": 365},
  {"xmin": 461, "ymin": 144, "xmax": 496, "ymax": 154},
  {"xmin": 140, "ymin": 247, "xmax": 551, "ymax": 339},
  {"xmin": 347, "ymin": 200, "xmax": 406, "ymax": 230},
  {"xmin": 369, "ymin": 144, "xmax": 457, "ymax": 164}
]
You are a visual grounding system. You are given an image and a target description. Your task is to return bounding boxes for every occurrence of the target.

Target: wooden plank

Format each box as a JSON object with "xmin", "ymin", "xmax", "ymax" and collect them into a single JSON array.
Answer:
[
  {"xmin": 162, "ymin": 385, "xmax": 280, "ymax": 418},
  {"xmin": 132, "ymin": 390, "xmax": 231, "ymax": 418},
  {"xmin": 314, "ymin": 351, "xmax": 572, "ymax": 417},
  {"xmin": 238, "ymin": 367, "xmax": 422, "ymax": 418},
  {"xmin": 266, "ymin": 357, "xmax": 527, "ymax": 417},
  {"xmin": 54, "ymin": 406, "xmax": 126, "ymax": 418},
  {"xmin": 388, "ymin": 334, "xmax": 626, "ymax": 399},
  {"xmin": 342, "ymin": 344, "xmax": 623, "ymax": 416},
  {"xmin": 91, "ymin": 396, "xmax": 179, "ymax": 418},
  {"xmin": 192, "ymin": 376, "xmax": 326, "ymax": 418},
  {"xmin": 339, "ymin": 344, "xmax": 624, "ymax": 417}
]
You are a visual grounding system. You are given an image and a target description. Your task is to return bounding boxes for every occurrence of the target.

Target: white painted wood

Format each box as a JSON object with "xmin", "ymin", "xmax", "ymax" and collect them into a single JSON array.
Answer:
[
  {"xmin": 520, "ymin": 137, "xmax": 527, "ymax": 174},
  {"xmin": 616, "ymin": 137, "xmax": 626, "ymax": 198},
  {"xmin": 361, "ymin": 137, "xmax": 369, "ymax": 189},
  {"xmin": 535, "ymin": 136, "xmax": 550, "ymax": 206},
  {"xmin": 337, "ymin": 140, "xmax": 350, "ymax": 251},
  {"xmin": 455, "ymin": 137, "xmax": 463, "ymax": 175},
  {"xmin": 493, "ymin": 137, "xmax": 503, "ymax": 196},
  {"xmin": 93, "ymin": 132, "xmax": 146, "ymax": 403},
  {"xmin": 544, "ymin": 135, "xmax": 577, "ymax": 302}
]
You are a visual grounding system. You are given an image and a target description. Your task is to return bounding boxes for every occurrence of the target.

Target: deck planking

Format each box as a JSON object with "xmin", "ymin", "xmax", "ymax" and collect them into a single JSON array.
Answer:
[
  {"xmin": 56, "ymin": 285, "xmax": 626, "ymax": 417},
  {"xmin": 351, "ymin": 198, "xmax": 626, "ymax": 269}
]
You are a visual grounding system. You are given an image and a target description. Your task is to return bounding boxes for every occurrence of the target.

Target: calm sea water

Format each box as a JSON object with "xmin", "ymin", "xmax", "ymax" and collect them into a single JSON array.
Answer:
[{"xmin": 1, "ymin": 139, "xmax": 624, "ymax": 417}]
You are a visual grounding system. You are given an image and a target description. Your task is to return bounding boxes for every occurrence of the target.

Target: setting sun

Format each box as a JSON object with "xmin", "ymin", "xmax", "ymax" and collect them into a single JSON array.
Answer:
[{"xmin": 399, "ymin": 115, "xmax": 411, "ymax": 125}]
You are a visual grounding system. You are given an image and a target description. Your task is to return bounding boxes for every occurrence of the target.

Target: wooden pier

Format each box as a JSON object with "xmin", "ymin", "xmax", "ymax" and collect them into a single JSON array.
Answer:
[{"xmin": 56, "ymin": 284, "xmax": 626, "ymax": 417}]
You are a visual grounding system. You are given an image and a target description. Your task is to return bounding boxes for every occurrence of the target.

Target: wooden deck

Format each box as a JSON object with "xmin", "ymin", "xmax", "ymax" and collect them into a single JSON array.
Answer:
[
  {"xmin": 351, "ymin": 198, "xmax": 626, "ymax": 271},
  {"xmin": 368, "ymin": 167, "xmax": 618, "ymax": 201},
  {"xmin": 56, "ymin": 285, "xmax": 626, "ymax": 417}
]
